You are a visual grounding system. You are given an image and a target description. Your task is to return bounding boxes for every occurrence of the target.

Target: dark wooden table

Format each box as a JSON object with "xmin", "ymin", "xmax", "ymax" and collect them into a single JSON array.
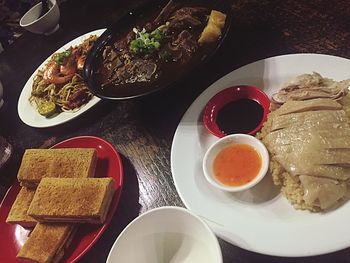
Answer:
[{"xmin": 1, "ymin": 0, "xmax": 350, "ymax": 262}]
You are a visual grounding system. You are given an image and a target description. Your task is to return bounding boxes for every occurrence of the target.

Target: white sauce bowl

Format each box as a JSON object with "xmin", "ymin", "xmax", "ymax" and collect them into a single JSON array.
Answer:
[{"xmin": 203, "ymin": 134, "xmax": 269, "ymax": 192}]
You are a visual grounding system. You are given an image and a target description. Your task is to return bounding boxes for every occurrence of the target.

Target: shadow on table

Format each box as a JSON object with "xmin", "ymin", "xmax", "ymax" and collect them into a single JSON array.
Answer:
[
  {"xmin": 219, "ymin": 237, "xmax": 350, "ymax": 263},
  {"xmin": 0, "ymin": 148, "xmax": 22, "ymax": 195},
  {"xmin": 76, "ymin": 154, "xmax": 141, "ymax": 262}
]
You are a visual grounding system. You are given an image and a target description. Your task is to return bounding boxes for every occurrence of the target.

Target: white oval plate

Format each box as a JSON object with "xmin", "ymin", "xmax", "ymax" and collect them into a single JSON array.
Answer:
[
  {"xmin": 17, "ymin": 29, "xmax": 105, "ymax": 128},
  {"xmin": 171, "ymin": 54, "xmax": 350, "ymax": 257}
]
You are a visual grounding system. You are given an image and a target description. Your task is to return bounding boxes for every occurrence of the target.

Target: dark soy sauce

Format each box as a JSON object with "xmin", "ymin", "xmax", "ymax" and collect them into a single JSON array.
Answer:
[{"xmin": 216, "ymin": 98, "xmax": 264, "ymax": 134}]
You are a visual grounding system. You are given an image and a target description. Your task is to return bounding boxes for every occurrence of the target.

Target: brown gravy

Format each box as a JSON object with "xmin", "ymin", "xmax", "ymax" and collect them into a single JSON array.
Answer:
[{"xmin": 96, "ymin": 1, "xmax": 222, "ymax": 97}]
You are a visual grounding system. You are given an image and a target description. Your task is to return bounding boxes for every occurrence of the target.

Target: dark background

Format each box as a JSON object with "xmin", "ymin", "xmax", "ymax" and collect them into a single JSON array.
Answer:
[{"xmin": 1, "ymin": 0, "xmax": 350, "ymax": 262}]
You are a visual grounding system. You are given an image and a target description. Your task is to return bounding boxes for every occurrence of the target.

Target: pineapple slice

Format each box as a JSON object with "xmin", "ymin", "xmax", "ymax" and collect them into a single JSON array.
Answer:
[
  {"xmin": 198, "ymin": 10, "xmax": 227, "ymax": 44},
  {"xmin": 210, "ymin": 10, "xmax": 226, "ymax": 28}
]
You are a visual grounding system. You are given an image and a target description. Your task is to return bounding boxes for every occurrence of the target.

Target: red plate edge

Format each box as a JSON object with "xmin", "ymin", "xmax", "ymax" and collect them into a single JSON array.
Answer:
[{"xmin": 0, "ymin": 135, "xmax": 124, "ymax": 263}]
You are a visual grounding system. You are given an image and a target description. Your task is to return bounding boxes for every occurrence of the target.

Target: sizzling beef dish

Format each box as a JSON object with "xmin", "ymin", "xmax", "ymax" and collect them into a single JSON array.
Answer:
[
  {"xmin": 30, "ymin": 35, "xmax": 97, "ymax": 117},
  {"xmin": 99, "ymin": 0, "xmax": 226, "ymax": 89},
  {"xmin": 258, "ymin": 73, "xmax": 350, "ymax": 211}
]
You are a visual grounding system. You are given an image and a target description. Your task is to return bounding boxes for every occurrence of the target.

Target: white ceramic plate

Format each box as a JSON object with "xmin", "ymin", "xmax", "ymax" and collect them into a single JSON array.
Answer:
[
  {"xmin": 17, "ymin": 29, "xmax": 105, "ymax": 128},
  {"xmin": 171, "ymin": 54, "xmax": 350, "ymax": 257}
]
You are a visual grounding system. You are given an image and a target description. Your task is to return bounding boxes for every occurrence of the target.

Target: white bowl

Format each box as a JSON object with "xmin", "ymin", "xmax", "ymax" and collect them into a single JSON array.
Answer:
[
  {"xmin": 107, "ymin": 206, "xmax": 222, "ymax": 263},
  {"xmin": 20, "ymin": 0, "xmax": 60, "ymax": 35},
  {"xmin": 203, "ymin": 134, "xmax": 269, "ymax": 192}
]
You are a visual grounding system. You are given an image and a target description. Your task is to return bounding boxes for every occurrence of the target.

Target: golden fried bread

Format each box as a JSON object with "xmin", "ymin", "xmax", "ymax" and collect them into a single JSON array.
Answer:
[
  {"xmin": 49, "ymin": 148, "xmax": 97, "ymax": 178},
  {"xmin": 28, "ymin": 178, "xmax": 115, "ymax": 224},
  {"xmin": 17, "ymin": 223, "xmax": 75, "ymax": 263},
  {"xmin": 17, "ymin": 148, "xmax": 97, "ymax": 188},
  {"xmin": 17, "ymin": 149, "xmax": 52, "ymax": 188},
  {"xmin": 6, "ymin": 187, "xmax": 36, "ymax": 228}
]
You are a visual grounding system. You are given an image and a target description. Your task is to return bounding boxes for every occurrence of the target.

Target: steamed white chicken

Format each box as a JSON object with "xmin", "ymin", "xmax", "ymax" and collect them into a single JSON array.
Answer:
[{"xmin": 258, "ymin": 73, "xmax": 350, "ymax": 211}]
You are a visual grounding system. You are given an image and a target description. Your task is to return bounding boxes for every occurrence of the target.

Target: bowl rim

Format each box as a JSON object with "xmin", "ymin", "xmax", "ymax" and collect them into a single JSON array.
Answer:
[
  {"xmin": 106, "ymin": 206, "xmax": 223, "ymax": 263},
  {"xmin": 19, "ymin": 0, "xmax": 57, "ymax": 27},
  {"xmin": 202, "ymin": 134, "xmax": 269, "ymax": 192},
  {"xmin": 203, "ymin": 85, "xmax": 271, "ymax": 138}
]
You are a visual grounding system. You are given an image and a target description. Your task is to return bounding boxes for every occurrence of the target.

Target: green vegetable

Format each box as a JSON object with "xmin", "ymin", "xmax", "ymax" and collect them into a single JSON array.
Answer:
[
  {"xmin": 52, "ymin": 50, "xmax": 72, "ymax": 65},
  {"xmin": 38, "ymin": 101, "xmax": 57, "ymax": 117},
  {"xmin": 130, "ymin": 27, "xmax": 163, "ymax": 55},
  {"xmin": 152, "ymin": 29, "xmax": 162, "ymax": 42}
]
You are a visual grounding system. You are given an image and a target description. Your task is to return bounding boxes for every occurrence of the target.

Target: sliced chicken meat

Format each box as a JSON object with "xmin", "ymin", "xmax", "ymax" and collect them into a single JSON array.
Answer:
[
  {"xmin": 270, "ymin": 110, "xmax": 348, "ymax": 131},
  {"xmin": 260, "ymin": 74, "xmax": 350, "ymax": 210},
  {"xmin": 299, "ymin": 175, "xmax": 347, "ymax": 210},
  {"xmin": 272, "ymin": 72, "xmax": 349, "ymax": 106},
  {"xmin": 274, "ymin": 98, "xmax": 342, "ymax": 116}
]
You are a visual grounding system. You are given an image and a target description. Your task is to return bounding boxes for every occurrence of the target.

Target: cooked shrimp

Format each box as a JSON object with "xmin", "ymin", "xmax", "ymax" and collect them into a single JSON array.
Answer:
[
  {"xmin": 60, "ymin": 55, "xmax": 77, "ymax": 76},
  {"xmin": 43, "ymin": 62, "xmax": 75, "ymax": 84},
  {"xmin": 43, "ymin": 51, "xmax": 78, "ymax": 84},
  {"xmin": 42, "ymin": 37, "xmax": 95, "ymax": 85},
  {"xmin": 76, "ymin": 55, "xmax": 86, "ymax": 70},
  {"xmin": 30, "ymin": 35, "xmax": 97, "ymax": 116}
]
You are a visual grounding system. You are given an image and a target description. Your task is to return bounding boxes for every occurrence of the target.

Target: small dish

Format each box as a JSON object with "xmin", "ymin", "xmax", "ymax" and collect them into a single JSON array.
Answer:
[
  {"xmin": 20, "ymin": 0, "xmax": 60, "ymax": 35},
  {"xmin": 106, "ymin": 206, "xmax": 222, "ymax": 263},
  {"xmin": 203, "ymin": 85, "xmax": 270, "ymax": 138},
  {"xmin": 203, "ymin": 134, "xmax": 269, "ymax": 192}
]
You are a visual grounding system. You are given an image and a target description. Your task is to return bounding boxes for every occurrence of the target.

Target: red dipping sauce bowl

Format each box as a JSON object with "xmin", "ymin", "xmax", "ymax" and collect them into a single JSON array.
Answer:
[{"xmin": 203, "ymin": 85, "xmax": 270, "ymax": 138}]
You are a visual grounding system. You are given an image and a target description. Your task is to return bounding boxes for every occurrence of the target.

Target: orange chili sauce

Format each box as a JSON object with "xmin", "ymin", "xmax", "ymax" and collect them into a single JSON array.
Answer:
[{"xmin": 213, "ymin": 144, "xmax": 262, "ymax": 186}]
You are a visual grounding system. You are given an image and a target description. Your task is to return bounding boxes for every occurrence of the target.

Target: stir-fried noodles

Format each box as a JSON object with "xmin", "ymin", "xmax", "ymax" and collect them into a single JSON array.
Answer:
[{"xmin": 29, "ymin": 35, "xmax": 97, "ymax": 117}]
